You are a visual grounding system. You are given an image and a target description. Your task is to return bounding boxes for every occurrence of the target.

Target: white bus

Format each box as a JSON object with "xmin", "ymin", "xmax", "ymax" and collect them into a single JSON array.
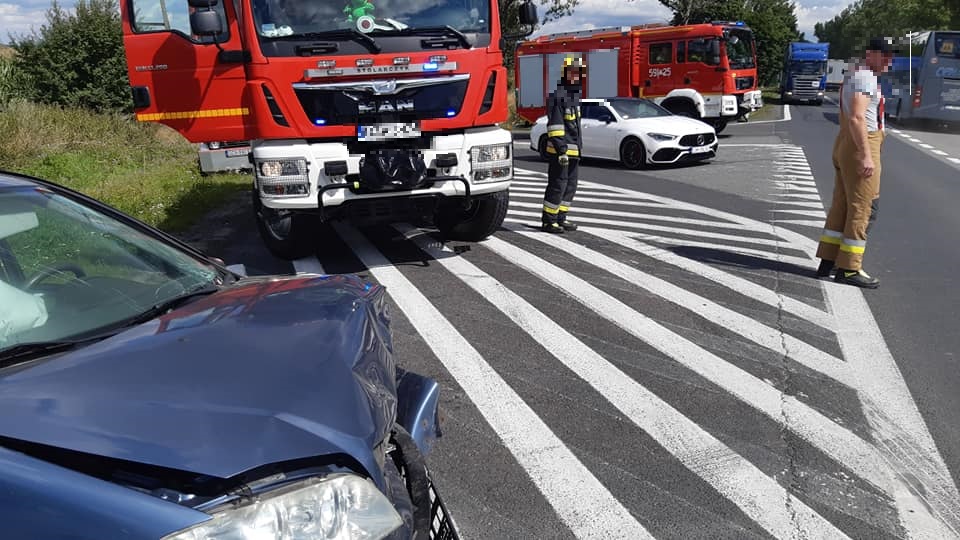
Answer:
[{"xmin": 883, "ymin": 31, "xmax": 960, "ymax": 128}]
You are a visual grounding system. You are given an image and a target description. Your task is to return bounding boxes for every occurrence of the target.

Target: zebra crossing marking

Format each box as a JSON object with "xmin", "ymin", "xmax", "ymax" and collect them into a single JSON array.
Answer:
[{"xmin": 331, "ymin": 221, "xmax": 655, "ymax": 539}]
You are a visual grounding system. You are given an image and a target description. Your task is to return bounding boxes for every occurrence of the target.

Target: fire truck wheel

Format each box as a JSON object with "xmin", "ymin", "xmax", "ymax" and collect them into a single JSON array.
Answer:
[
  {"xmin": 252, "ymin": 189, "xmax": 318, "ymax": 260},
  {"xmin": 538, "ymin": 135, "xmax": 550, "ymax": 161},
  {"xmin": 712, "ymin": 120, "xmax": 728, "ymax": 133},
  {"xmin": 619, "ymin": 137, "xmax": 647, "ymax": 170},
  {"xmin": 435, "ymin": 190, "xmax": 510, "ymax": 241}
]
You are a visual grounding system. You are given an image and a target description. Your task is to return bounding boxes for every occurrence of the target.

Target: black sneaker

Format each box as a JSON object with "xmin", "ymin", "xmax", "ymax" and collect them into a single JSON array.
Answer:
[
  {"xmin": 559, "ymin": 220, "xmax": 578, "ymax": 232},
  {"xmin": 541, "ymin": 222, "xmax": 564, "ymax": 234},
  {"xmin": 834, "ymin": 268, "xmax": 880, "ymax": 289},
  {"xmin": 816, "ymin": 259, "xmax": 834, "ymax": 278}
]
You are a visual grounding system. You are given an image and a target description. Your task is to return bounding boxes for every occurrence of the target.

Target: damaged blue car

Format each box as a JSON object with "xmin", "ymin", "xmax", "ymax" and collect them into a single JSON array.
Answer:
[{"xmin": 0, "ymin": 169, "xmax": 458, "ymax": 540}]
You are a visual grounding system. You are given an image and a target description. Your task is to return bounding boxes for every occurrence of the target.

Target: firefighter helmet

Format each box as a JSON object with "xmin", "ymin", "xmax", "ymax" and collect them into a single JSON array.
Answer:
[{"xmin": 561, "ymin": 55, "xmax": 586, "ymax": 82}]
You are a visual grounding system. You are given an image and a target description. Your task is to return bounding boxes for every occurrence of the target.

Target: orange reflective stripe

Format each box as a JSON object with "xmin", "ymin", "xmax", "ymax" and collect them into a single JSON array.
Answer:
[{"xmin": 136, "ymin": 108, "xmax": 250, "ymax": 122}]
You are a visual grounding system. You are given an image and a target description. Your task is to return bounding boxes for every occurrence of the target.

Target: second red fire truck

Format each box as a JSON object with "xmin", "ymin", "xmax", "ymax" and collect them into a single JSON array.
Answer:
[{"xmin": 515, "ymin": 21, "xmax": 763, "ymax": 133}]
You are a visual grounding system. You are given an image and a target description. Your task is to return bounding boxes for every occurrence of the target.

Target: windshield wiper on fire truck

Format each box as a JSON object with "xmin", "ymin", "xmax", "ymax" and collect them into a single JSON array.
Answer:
[
  {"xmin": 271, "ymin": 29, "xmax": 382, "ymax": 54},
  {"xmin": 377, "ymin": 25, "xmax": 472, "ymax": 49}
]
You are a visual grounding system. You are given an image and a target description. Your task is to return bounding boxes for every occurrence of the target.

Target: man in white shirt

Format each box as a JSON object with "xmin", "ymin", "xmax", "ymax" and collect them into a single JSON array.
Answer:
[{"xmin": 815, "ymin": 37, "xmax": 894, "ymax": 288}]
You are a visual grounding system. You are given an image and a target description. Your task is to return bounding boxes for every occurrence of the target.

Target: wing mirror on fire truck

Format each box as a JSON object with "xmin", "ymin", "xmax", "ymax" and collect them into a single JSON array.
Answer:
[
  {"xmin": 188, "ymin": 0, "xmax": 223, "ymax": 38},
  {"xmin": 519, "ymin": 1, "xmax": 538, "ymax": 26}
]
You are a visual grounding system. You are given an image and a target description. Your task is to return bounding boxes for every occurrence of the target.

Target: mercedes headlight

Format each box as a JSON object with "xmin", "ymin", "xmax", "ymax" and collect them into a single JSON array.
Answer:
[
  {"xmin": 647, "ymin": 133, "xmax": 677, "ymax": 142},
  {"xmin": 162, "ymin": 474, "xmax": 403, "ymax": 540}
]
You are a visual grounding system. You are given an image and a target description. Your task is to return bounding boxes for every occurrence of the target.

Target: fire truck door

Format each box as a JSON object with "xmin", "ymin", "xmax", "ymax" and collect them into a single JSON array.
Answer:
[
  {"xmin": 645, "ymin": 41, "xmax": 674, "ymax": 98},
  {"xmin": 122, "ymin": 0, "xmax": 251, "ymax": 143}
]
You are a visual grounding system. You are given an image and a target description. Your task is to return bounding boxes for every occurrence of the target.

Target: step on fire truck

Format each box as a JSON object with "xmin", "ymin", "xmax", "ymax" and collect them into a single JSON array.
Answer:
[
  {"xmin": 119, "ymin": 0, "xmax": 537, "ymax": 259},
  {"xmin": 515, "ymin": 21, "xmax": 763, "ymax": 134}
]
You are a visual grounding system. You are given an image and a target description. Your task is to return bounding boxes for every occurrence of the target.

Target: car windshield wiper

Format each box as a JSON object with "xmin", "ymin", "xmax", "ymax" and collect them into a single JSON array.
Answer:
[
  {"xmin": 0, "ymin": 285, "xmax": 221, "ymax": 368},
  {"xmin": 117, "ymin": 284, "xmax": 222, "ymax": 329},
  {"xmin": 271, "ymin": 29, "xmax": 381, "ymax": 53},
  {"xmin": 380, "ymin": 25, "xmax": 472, "ymax": 49},
  {"xmin": 0, "ymin": 337, "xmax": 106, "ymax": 367}
]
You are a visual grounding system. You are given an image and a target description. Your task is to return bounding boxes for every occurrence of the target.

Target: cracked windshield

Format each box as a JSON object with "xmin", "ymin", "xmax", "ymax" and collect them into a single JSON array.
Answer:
[{"xmin": 254, "ymin": 0, "xmax": 491, "ymax": 36}]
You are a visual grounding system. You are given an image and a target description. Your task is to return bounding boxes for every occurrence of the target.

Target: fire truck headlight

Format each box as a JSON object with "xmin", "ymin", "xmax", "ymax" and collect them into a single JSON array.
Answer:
[
  {"xmin": 256, "ymin": 158, "xmax": 310, "ymax": 198},
  {"xmin": 470, "ymin": 144, "xmax": 512, "ymax": 183},
  {"xmin": 647, "ymin": 133, "xmax": 677, "ymax": 142}
]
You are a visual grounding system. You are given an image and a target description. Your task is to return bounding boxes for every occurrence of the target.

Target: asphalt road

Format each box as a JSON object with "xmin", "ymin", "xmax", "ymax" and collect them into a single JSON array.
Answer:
[
  {"xmin": 775, "ymin": 92, "xmax": 960, "ymax": 500},
  {"xmin": 178, "ymin": 109, "xmax": 960, "ymax": 538}
]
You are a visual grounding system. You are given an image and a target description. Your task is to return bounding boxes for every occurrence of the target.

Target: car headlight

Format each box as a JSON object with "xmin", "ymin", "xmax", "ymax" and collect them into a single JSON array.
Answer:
[
  {"xmin": 473, "ymin": 143, "xmax": 510, "ymax": 162},
  {"xmin": 162, "ymin": 474, "xmax": 403, "ymax": 540},
  {"xmin": 646, "ymin": 133, "xmax": 677, "ymax": 142}
]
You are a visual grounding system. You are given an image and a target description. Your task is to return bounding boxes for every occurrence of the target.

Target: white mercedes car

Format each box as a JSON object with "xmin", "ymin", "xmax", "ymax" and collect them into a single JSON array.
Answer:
[{"xmin": 529, "ymin": 97, "xmax": 719, "ymax": 169}]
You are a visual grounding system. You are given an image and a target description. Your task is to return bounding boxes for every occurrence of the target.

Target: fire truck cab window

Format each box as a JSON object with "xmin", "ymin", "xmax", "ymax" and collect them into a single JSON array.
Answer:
[
  {"xmin": 130, "ymin": 0, "xmax": 229, "ymax": 43},
  {"xmin": 686, "ymin": 38, "xmax": 718, "ymax": 66},
  {"xmin": 649, "ymin": 43, "xmax": 672, "ymax": 65},
  {"xmin": 252, "ymin": 0, "xmax": 491, "ymax": 36}
]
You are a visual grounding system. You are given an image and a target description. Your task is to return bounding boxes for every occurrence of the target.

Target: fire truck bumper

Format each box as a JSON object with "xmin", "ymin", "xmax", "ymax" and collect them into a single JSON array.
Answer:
[{"xmin": 252, "ymin": 127, "xmax": 514, "ymax": 211}]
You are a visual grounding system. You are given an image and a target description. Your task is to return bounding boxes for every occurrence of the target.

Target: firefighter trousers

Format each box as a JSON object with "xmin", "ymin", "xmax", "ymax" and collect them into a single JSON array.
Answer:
[
  {"xmin": 816, "ymin": 129, "xmax": 884, "ymax": 271},
  {"xmin": 542, "ymin": 155, "xmax": 579, "ymax": 224}
]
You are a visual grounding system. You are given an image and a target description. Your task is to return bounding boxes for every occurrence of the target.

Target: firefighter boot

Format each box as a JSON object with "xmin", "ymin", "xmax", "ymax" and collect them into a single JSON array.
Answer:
[
  {"xmin": 816, "ymin": 259, "xmax": 834, "ymax": 278},
  {"xmin": 541, "ymin": 211, "xmax": 564, "ymax": 234},
  {"xmin": 834, "ymin": 268, "xmax": 880, "ymax": 289},
  {"xmin": 557, "ymin": 211, "xmax": 578, "ymax": 231}
]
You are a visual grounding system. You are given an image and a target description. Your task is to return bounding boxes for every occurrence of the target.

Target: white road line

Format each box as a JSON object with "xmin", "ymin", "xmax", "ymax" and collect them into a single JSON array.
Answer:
[
  {"xmin": 771, "ymin": 200, "xmax": 826, "ymax": 209},
  {"xmin": 932, "ymin": 149, "xmax": 949, "ymax": 156},
  {"xmin": 333, "ymin": 223, "xmax": 654, "ymax": 540},
  {"xmin": 907, "ymin": 138, "xmax": 922, "ymax": 143},
  {"xmin": 292, "ymin": 257, "xmax": 326, "ymax": 275},
  {"xmin": 503, "ymin": 222, "xmax": 853, "ymax": 386},
  {"xmin": 584, "ymin": 227, "xmax": 836, "ymax": 331},
  {"xmin": 774, "ymin": 209, "xmax": 827, "ymax": 218},
  {"xmin": 773, "ymin": 219, "xmax": 828, "ymax": 228},
  {"xmin": 785, "ymin": 104, "xmax": 792, "ymax": 121},
  {"xmin": 510, "ymin": 189, "xmax": 667, "ymax": 206},
  {"xmin": 482, "ymin": 231, "xmax": 902, "ymax": 501},
  {"xmin": 949, "ymin": 157, "xmax": 960, "ymax": 164},
  {"xmin": 827, "ymin": 282, "xmax": 960, "ymax": 537},
  {"xmin": 780, "ymin": 193, "xmax": 824, "ymax": 200},
  {"xmin": 507, "ymin": 205, "xmax": 760, "ymax": 232},
  {"xmin": 606, "ymin": 157, "xmax": 960, "ymax": 537},
  {"xmin": 919, "ymin": 143, "xmax": 935, "ymax": 149},
  {"xmin": 395, "ymin": 223, "xmax": 850, "ymax": 540},
  {"xmin": 506, "ymin": 208, "xmax": 787, "ymax": 248},
  {"xmin": 504, "ymin": 215, "xmax": 816, "ymax": 269},
  {"xmin": 776, "ymin": 185, "xmax": 821, "ymax": 194}
]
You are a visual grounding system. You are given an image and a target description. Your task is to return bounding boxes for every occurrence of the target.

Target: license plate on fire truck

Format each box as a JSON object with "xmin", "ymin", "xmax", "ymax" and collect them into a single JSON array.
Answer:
[{"xmin": 358, "ymin": 122, "xmax": 421, "ymax": 141}]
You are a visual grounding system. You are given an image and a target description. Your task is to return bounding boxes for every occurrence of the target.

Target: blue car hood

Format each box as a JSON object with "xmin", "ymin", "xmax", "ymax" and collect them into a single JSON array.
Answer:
[{"xmin": 0, "ymin": 274, "xmax": 398, "ymax": 481}]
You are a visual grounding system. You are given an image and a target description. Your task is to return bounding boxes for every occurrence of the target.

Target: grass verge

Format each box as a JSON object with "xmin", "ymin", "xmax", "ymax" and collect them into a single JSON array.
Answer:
[{"xmin": 0, "ymin": 100, "xmax": 250, "ymax": 233}]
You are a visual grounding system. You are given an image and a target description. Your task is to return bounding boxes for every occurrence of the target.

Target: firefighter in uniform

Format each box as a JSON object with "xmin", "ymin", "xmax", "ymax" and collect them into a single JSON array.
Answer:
[
  {"xmin": 815, "ymin": 37, "xmax": 894, "ymax": 288},
  {"xmin": 541, "ymin": 55, "xmax": 585, "ymax": 233}
]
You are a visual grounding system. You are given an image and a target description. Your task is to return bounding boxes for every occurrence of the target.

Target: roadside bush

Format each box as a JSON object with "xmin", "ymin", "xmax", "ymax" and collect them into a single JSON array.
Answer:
[{"xmin": 10, "ymin": 0, "xmax": 132, "ymax": 113}]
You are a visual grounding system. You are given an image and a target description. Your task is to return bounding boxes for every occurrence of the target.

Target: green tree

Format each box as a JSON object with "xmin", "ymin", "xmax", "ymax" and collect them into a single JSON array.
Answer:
[
  {"xmin": 814, "ymin": 0, "xmax": 954, "ymax": 59},
  {"xmin": 10, "ymin": 0, "xmax": 131, "ymax": 113}
]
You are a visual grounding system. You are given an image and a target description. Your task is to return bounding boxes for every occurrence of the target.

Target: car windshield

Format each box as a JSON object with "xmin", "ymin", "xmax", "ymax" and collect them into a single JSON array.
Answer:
[
  {"xmin": 726, "ymin": 29, "xmax": 756, "ymax": 69},
  {"xmin": 0, "ymin": 184, "xmax": 219, "ymax": 351},
  {"xmin": 252, "ymin": 0, "xmax": 490, "ymax": 37},
  {"xmin": 609, "ymin": 99, "xmax": 672, "ymax": 119}
]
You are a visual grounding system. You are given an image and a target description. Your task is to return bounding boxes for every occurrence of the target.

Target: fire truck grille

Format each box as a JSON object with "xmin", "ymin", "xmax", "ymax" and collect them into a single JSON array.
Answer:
[
  {"xmin": 679, "ymin": 133, "xmax": 716, "ymax": 147},
  {"xmin": 294, "ymin": 79, "xmax": 470, "ymax": 125},
  {"xmin": 791, "ymin": 75, "xmax": 822, "ymax": 98}
]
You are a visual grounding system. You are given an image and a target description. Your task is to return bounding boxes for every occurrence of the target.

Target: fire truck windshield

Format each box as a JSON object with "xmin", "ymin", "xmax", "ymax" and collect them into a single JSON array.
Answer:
[
  {"xmin": 725, "ymin": 29, "xmax": 755, "ymax": 69},
  {"xmin": 253, "ymin": 0, "xmax": 491, "ymax": 38}
]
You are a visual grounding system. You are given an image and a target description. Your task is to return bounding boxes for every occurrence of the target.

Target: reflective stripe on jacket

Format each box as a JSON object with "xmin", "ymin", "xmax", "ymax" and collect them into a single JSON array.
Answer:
[{"xmin": 545, "ymin": 85, "xmax": 582, "ymax": 157}]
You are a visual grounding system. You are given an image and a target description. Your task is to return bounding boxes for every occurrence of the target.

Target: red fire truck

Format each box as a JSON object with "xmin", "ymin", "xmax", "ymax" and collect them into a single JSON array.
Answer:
[
  {"xmin": 119, "ymin": 0, "xmax": 537, "ymax": 259},
  {"xmin": 515, "ymin": 21, "xmax": 763, "ymax": 133}
]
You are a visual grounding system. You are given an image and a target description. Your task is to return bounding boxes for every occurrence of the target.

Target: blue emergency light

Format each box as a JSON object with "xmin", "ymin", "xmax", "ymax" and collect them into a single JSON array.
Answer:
[
  {"xmin": 446, "ymin": 109, "xmax": 456, "ymax": 117},
  {"xmin": 314, "ymin": 119, "xmax": 326, "ymax": 125},
  {"xmin": 423, "ymin": 62, "xmax": 439, "ymax": 71}
]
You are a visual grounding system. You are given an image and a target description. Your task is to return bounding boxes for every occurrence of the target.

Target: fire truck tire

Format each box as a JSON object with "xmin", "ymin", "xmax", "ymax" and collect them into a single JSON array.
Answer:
[
  {"xmin": 252, "ymin": 189, "xmax": 318, "ymax": 260},
  {"xmin": 666, "ymin": 101, "xmax": 699, "ymax": 119},
  {"xmin": 712, "ymin": 120, "xmax": 728, "ymax": 133},
  {"xmin": 435, "ymin": 189, "xmax": 509, "ymax": 241},
  {"xmin": 538, "ymin": 135, "xmax": 549, "ymax": 161},
  {"xmin": 619, "ymin": 137, "xmax": 647, "ymax": 170}
]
